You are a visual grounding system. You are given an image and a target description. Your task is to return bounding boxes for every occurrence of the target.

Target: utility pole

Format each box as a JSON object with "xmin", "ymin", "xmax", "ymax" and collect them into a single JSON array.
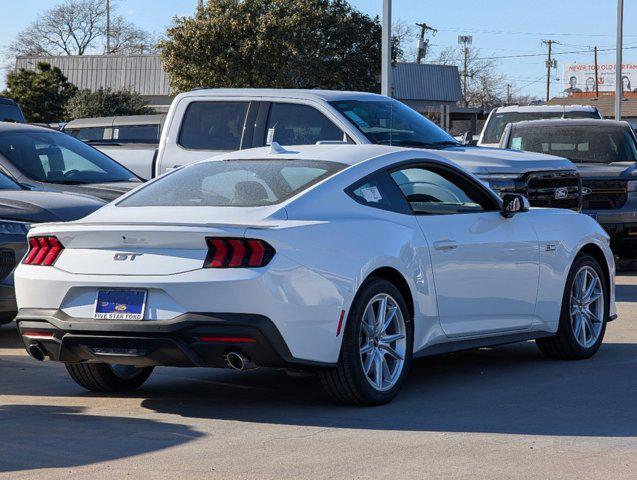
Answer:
[
  {"xmin": 415, "ymin": 22, "xmax": 437, "ymax": 63},
  {"xmin": 458, "ymin": 35, "xmax": 473, "ymax": 107},
  {"xmin": 616, "ymin": 0, "xmax": 624, "ymax": 120},
  {"xmin": 381, "ymin": 0, "xmax": 392, "ymax": 97},
  {"xmin": 105, "ymin": 0, "xmax": 111, "ymax": 54},
  {"xmin": 594, "ymin": 46, "xmax": 600, "ymax": 98},
  {"xmin": 506, "ymin": 84, "xmax": 512, "ymax": 105},
  {"xmin": 542, "ymin": 40, "xmax": 558, "ymax": 102}
]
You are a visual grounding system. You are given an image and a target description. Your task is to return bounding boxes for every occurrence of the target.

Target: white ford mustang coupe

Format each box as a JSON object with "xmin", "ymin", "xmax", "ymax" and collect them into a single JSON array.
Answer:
[{"xmin": 14, "ymin": 144, "xmax": 616, "ymax": 405}]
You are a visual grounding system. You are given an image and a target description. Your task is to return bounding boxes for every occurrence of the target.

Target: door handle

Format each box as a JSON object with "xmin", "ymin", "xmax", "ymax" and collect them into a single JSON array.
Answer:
[{"xmin": 433, "ymin": 240, "xmax": 458, "ymax": 251}]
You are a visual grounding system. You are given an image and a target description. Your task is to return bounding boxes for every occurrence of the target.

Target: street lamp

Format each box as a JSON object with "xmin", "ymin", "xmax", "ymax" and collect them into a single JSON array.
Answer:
[{"xmin": 615, "ymin": 0, "xmax": 624, "ymax": 120}]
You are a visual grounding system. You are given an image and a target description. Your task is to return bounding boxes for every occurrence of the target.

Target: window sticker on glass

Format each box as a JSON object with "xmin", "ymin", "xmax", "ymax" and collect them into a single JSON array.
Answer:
[
  {"xmin": 266, "ymin": 127, "xmax": 276, "ymax": 145},
  {"xmin": 511, "ymin": 137, "xmax": 522, "ymax": 150},
  {"xmin": 360, "ymin": 186, "xmax": 383, "ymax": 203}
]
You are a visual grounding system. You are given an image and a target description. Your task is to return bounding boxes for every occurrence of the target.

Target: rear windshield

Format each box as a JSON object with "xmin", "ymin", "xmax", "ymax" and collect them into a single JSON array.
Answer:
[
  {"xmin": 483, "ymin": 110, "xmax": 600, "ymax": 144},
  {"xmin": 119, "ymin": 159, "xmax": 346, "ymax": 207},
  {"xmin": 509, "ymin": 124, "xmax": 637, "ymax": 163}
]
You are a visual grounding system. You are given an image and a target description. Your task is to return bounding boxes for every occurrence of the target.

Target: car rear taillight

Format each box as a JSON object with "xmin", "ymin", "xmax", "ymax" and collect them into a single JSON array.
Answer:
[
  {"xmin": 204, "ymin": 237, "xmax": 275, "ymax": 268},
  {"xmin": 23, "ymin": 236, "xmax": 64, "ymax": 266}
]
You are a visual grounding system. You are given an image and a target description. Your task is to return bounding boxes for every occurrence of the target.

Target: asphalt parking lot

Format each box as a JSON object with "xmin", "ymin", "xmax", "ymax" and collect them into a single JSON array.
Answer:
[{"xmin": 1, "ymin": 275, "xmax": 636, "ymax": 480}]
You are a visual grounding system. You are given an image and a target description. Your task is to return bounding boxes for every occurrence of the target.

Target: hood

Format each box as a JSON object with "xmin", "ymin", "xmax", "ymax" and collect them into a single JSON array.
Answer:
[
  {"xmin": 440, "ymin": 146, "xmax": 576, "ymax": 175},
  {"xmin": 53, "ymin": 181, "xmax": 142, "ymax": 202},
  {"xmin": 575, "ymin": 162, "xmax": 637, "ymax": 180},
  {"xmin": 0, "ymin": 190, "xmax": 105, "ymax": 223}
]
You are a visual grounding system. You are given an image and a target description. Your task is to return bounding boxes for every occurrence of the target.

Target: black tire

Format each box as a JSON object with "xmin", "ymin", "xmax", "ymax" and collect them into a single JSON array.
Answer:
[
  {"xmin": 65, "ymin": 363, "xmax": 154, "ymax": 392},
  {"xmin": 319, "ymin": 278, "xmax": 413, "ymax": 406},
  {"xmin": 536, "ymin": 253, "xmax": 608, "ymax": 360}
]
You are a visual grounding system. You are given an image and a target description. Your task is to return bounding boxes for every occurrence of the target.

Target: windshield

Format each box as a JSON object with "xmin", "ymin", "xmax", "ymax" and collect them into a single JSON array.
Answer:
[
  {"xmin": 482, "ymin": 110, "xmax": 600, "ymax": 144},
  {"xmin": 119, "ymin": 160, "xmax": 346, "ymax": 207},
  {"xmin": 329, "ymin": 99, "xmax": 458, "ymax": 148},
  {"xmin": 509, "ymin": 124, "xmax": 637, "ymax": 163},
  {"xmin": 0, "ymin": 131, "xmax": 139, "ymax": 184},
  {"xmin": 0, "ymin": 103, "xmax": 25, "ymax": 123}
]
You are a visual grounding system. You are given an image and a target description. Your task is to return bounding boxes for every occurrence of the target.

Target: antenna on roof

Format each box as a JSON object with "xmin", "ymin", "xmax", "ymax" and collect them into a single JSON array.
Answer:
[{"xmin": 269, "ymin": 141, "xmax": 288, "ymax": 154}]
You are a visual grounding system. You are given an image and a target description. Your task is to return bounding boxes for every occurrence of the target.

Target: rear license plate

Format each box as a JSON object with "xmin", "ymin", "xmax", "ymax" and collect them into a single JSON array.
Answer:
[{"xmin": 94, "ymin": 290, "xmax": 147, "ymax": 320}]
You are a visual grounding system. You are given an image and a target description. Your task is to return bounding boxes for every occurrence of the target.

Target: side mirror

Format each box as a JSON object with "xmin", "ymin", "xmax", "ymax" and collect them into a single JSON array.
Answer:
[{"xmin": 501, "ymin": 193, "xmax": 530, "ymax": 218}]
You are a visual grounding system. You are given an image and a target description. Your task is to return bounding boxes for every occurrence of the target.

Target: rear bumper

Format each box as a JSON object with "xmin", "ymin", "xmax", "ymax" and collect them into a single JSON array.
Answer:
[{"xmin": 15, "ymin": 309, "xmax": 335, "ymax": 370}]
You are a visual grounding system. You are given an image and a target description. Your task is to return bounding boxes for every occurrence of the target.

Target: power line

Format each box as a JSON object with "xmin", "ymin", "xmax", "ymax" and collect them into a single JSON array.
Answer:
[{"xmin": 435, "ymin": 26, "xmax": 637, "ymax": 38}]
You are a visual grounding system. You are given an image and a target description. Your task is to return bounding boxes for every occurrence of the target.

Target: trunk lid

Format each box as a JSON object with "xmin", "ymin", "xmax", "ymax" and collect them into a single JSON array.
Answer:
[{"xmin": 33, "ymin": 205, "xmax": 284, "ymax": 275}]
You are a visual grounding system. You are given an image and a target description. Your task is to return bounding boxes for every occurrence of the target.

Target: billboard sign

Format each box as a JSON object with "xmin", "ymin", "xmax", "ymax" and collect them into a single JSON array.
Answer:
[{"xmin": 563, "ymin": 62, "xmax": 637, "ymax": 93}]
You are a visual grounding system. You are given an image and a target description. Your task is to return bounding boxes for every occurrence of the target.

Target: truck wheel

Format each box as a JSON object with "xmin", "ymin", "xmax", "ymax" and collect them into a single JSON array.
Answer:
[
  {"xmin": 65, "ymin": 363, "xmax": 154, "ymax": 392},
  {"xmin": 319, "ymin": 278, "xmax": 413, "ymax": 406},
  {"xmin": 536, "ymin": 254, "xmax": 608, "ymax": 360}
]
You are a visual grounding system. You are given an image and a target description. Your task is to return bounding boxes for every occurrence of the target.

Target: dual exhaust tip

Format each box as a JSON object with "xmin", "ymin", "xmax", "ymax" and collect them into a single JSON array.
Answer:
[
  {"xmin": 28, "ymin": 343, "xmax": 257, "ymax": 371},
  {"xmin": 225, "ymin": 351, "xmax": 257, "ymax": 371}
]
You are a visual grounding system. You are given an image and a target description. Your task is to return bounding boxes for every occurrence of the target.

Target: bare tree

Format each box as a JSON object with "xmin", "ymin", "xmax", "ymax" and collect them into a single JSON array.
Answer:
[
  {"xmin": 392, "ymin": 20, "xmax": 416, "ymax": 62},
  {"xmin": 435, "ymin": 46, "xmax": 506, "ymax": 109},
  {"xmin": 7, "ymin": 0, "xmax": 155, "ymax": 57}
]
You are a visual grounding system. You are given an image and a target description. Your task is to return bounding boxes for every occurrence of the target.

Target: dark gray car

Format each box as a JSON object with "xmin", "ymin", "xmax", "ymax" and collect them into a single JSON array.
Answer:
[
  {"xmin": 0, "ymin": 172, "xmax": 104, "ymax": 323},
  {"xmin": 0, "ymin": 122, "xmax": 143, "ymax": 201},
  {"xmin": 501, "ymin": 118, "xmax": 637, "ymax": 259}
]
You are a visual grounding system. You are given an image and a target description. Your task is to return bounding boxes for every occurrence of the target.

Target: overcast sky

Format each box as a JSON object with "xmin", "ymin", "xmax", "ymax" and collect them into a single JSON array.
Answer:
[{"xmin": 3, "ymin": 0, "xmax": 636, "ymax": 99}]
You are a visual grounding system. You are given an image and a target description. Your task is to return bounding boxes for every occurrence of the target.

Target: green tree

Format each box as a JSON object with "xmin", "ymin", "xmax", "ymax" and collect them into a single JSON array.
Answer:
[
  {"xmin": 65, "ymin": 88, "xmax": 152, "ymax": 119},
  {"xmin": 160, "ymin": 0, "xmax": 395, "ymax": 93},
  {"xmin": 2, "ymin": 62, "xmax": 77, "ymax": 123}
]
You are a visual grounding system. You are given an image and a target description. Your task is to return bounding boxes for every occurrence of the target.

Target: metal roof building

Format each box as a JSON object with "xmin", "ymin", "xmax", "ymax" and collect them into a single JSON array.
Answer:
[
  {"xmin": 14, "ymin": 56, "xmax": 464, "ymax": 117},
  {"xmin": 391, "ymin": 62, "xmax": 463, "ymax": 109},
  {"xmin": 14, "ymin": 54, "xmax": 173, "ymax": 112}
]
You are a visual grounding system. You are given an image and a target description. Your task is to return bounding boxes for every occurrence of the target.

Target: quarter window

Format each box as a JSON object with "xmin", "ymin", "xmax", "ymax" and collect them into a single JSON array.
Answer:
[
  {"xmin": 391, "ymin": 165, "xmax": 498, "ymax": 215},
  {"xmin": 265, "ymin": 103, "xmax": 345, "ymax": 146},
  {"xmin": 179, "ymin": 101, "xmax": 249, "ymax": 150}
]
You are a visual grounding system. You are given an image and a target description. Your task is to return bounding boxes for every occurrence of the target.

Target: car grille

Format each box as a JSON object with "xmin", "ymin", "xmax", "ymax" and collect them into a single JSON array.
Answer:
[
  {"xmin": 523, "ymin": 171, "xmax": 582, "ymax": 210},
  {"xmin": 0, "ymin": 249, "xmax": 16, "ymax": 282},
  {"xmin": 582, "ymin": 180, "xmax": 628, "ymax": 210}
]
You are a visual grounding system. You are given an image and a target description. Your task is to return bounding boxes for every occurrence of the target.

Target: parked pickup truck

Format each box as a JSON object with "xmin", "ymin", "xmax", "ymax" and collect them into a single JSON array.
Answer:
[
  {"xmin": 501, "ymin": 118, "xmax": 637, "ymax": 259},
  {"xmin": 478, "ymin": 104, "xmax": 602, "ymax": 148},
  {"xmin": 64, "ymin": 114, "xmax": 165, "ymax": 179},
  {"xmin": 154, "ymin": 89, "xmax": 582, "ymax": 210}
]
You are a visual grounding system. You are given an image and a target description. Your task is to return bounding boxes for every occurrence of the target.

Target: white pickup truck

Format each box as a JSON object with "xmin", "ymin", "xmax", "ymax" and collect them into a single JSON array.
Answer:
[{"xmin": 154, "ymin": 89, "xmax": 582, "ymax": 210}]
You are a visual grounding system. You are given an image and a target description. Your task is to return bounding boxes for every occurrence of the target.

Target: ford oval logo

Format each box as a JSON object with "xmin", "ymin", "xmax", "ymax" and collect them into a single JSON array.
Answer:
[
  {"xmin": 554, "ymin": 187, "xmax": 569, "ymax": 200},
  {"xmin": 581, "ymin": 187, "xmax": 592, "ymax": 196}
]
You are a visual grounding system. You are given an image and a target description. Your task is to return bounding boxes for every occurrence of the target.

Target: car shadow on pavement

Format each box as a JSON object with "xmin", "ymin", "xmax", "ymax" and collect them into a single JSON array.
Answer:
[
  {"xmin": 139, "ymin": 341, "xmax": 637, "ymax": 438},
  {"xmin": 0, "ymin": 404, "xmax": 203, "ymax": 473}
]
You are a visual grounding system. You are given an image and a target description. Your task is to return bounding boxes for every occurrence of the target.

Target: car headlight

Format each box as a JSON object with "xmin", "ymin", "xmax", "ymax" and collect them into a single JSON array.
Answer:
[
  {"xmin": 477, "ymin": 174, "xmax": 523, "ymax": 194},
  {"xmin": 0, "ymin": 221, "xmax": 31, "ymax": 235},
  {"xmin": 627, "ymin": 180, "xmax": 637, "ymax": 192}
]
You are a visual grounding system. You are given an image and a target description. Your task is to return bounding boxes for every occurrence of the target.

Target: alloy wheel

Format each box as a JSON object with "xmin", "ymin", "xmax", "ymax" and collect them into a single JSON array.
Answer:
[
  {"xmin": 569, "ymin": 266, "xmax": 604, "ymax": 349},
  {"xmin": 359, "ymin": 293, "xmax": 407, "ymax": 392}
]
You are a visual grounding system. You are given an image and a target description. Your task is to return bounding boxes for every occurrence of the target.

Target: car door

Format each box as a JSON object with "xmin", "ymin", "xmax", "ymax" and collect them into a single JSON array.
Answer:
[{"xmin": 390, "ymin": 162, "xmax": 540, "ymax": 338}]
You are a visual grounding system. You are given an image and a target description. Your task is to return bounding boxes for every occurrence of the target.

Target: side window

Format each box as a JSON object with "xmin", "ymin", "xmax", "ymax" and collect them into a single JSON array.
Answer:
[
  {"xmin": 390, "ymin": 164, "xmax": 498, "ymax": 215},
  {"xmin": 346, "ymin": 171, "xmax": 408, "ymax": 213},
  {"xmin": 265, "ymin": 103, "xmax": 345, "ymax": 146},
  {"xmin": 179, "ymin": 101, "xmax": 249, "ymax": 150},
  {"xmin": 68, "ymin": 127, "xmax": 108, "ymax": 141},
  {"xmin": 113, "ymin": 125, "xmax": 160, "ymax": 144}
]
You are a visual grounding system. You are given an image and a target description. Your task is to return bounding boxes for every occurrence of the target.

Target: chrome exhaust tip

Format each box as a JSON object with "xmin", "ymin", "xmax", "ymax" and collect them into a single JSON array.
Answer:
[
  {"xmin": 27, "ymin": 343, "xmax": 46, "ymax": 361},
  {"xmin": 225, "ymin": 351, "xmax": 256, "ymax": 371}
]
